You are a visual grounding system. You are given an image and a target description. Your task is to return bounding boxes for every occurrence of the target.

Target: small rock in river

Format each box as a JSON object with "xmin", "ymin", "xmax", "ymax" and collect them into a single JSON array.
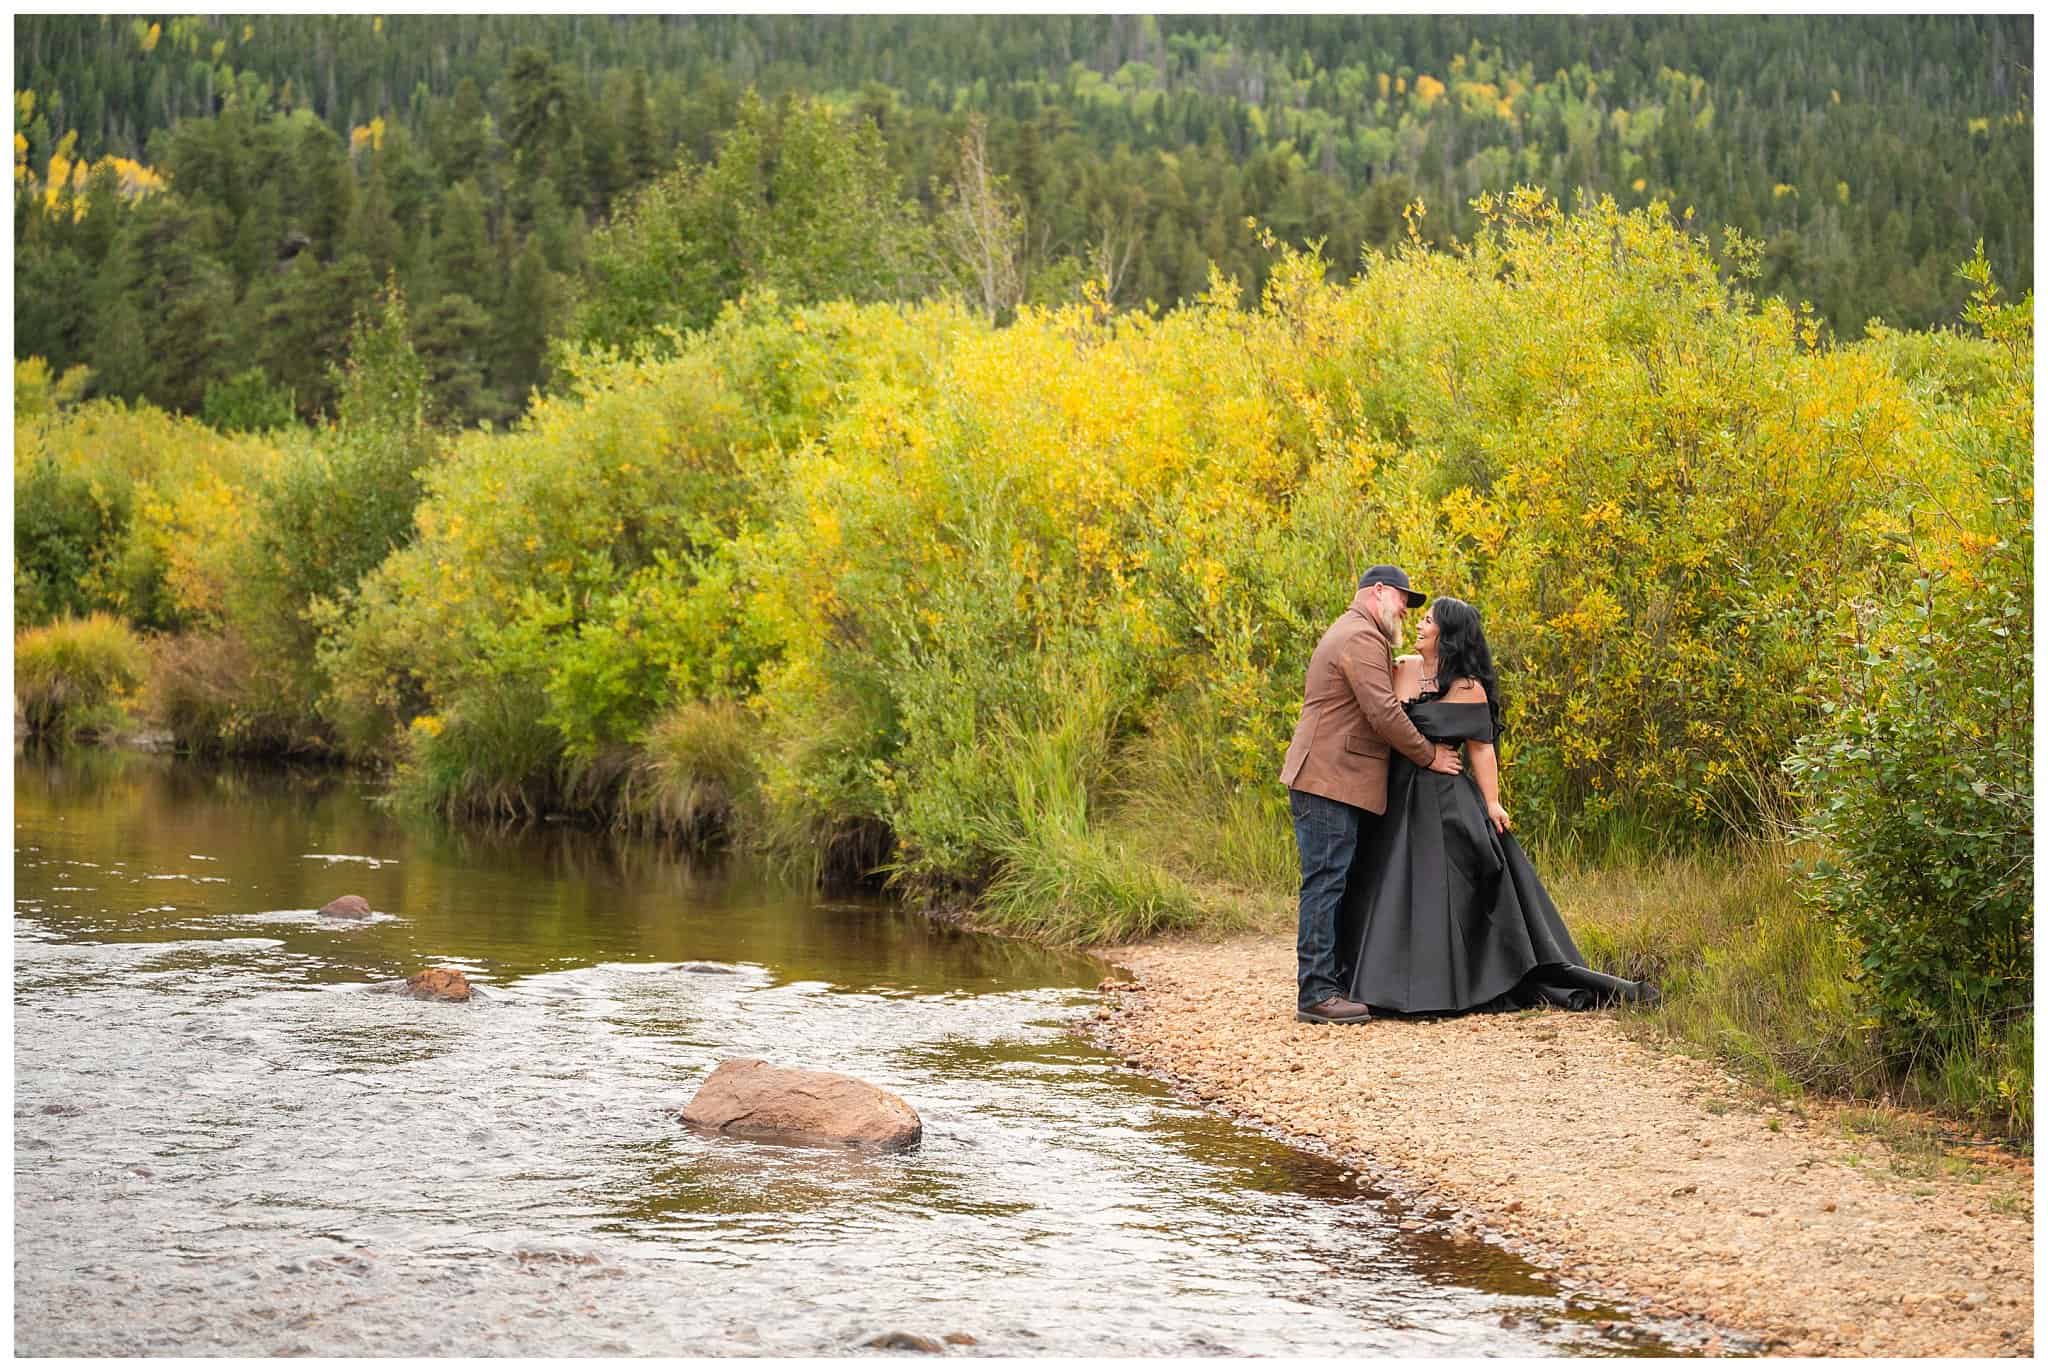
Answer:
[
  {"xmin": 942, "ymin": 1332, "xmax": 978, "ymax": 1346},
  {"xmin": 866, "ymin": 1331, "xmax": 944, "ymax": 1353},
  {"xmin": 318, "ymin": 895, "xmax": 373, "ymax": 918},
  {"xmin": 679, "ymin": 961, "xmax": 737, "ymax": 974},
  {"xmin": 404, "ymin": 967, "xmax": 473, "ymax": 1001},
  {"xmin": 680, "ymin": 1058, "xmax": 922, "ymax": 1151}
]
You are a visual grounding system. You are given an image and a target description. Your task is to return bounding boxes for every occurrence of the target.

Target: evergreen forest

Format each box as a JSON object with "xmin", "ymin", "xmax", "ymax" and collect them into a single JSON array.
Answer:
[{"xmin": 13, "ymin": 14, "xmax": 2033, "ymax": 428}]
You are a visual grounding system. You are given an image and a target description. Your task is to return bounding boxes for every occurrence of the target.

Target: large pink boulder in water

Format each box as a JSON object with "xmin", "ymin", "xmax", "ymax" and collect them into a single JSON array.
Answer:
[
  {"xmin": 319, "ymin": 895, "xmax": 373, "ymax": 918},
  {"xmin": 679, "ymin": 1058, "xmax": 922, "ymax": 1151}
]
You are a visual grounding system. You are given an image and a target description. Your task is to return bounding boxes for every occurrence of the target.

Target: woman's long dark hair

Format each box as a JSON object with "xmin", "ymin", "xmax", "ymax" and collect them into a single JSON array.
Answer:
[{"xmin": 1428, "ymin": 596, "xmax": 1503, "ymax": 740}]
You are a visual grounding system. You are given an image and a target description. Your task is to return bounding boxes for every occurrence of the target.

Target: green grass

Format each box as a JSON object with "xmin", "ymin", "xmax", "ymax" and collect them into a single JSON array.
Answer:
[
  {"xmin": 1547, "ymin": 846, "xmax": 2032, "ymax": 1142},
  {"xmin": 616, "ymin": 698, "xmax": 762, "ymax": 843},
  {"xmin": 970, "ymin": 684, "xmax": 1223, "ymax": 945},
  {"xmin": 388, "ymin": 680, "xmax": 564, "ymax": 822},
  {"xmin": 1113, "ymin": 709, "xmax": 1299, "ymax": 915},
  {"xmin": 14, "ymin": 612, "xmax": 147, "ymax": 741}
]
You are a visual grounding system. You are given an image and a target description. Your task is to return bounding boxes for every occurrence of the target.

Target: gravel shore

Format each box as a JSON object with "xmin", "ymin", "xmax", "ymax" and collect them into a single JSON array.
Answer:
[{"xmin": 1086, "ymin": 932, "xmax": 2033, "ymax": 1358}]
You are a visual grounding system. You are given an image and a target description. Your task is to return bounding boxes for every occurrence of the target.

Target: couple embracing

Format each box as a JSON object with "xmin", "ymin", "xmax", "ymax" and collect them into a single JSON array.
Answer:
[{"xmin": 1281, "ymin": 565, "xmax": 1657, "ymax": 1025}]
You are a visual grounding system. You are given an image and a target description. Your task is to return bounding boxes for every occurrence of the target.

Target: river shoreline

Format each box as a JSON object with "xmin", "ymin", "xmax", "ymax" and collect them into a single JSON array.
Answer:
[{"xmin": 1082, "ymin": 931, "xmax": 2034, "ymax": 1359}]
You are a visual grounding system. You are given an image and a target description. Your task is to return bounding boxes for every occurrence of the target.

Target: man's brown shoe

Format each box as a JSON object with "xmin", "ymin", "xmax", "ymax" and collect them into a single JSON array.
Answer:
[{"xmin": 1296, "ymin": 995, "xmax": 1373, "ymax": 1024}]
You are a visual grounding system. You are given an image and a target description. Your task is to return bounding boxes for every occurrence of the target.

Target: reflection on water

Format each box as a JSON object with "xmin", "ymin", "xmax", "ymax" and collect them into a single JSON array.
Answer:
[{"xmin": 16, "ymin": 750, "xmax": 1686, "ymax": 1356}]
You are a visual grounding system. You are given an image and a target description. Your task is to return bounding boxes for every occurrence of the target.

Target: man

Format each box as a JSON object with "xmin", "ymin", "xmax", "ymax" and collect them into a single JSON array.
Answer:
[{"xmin": 1280, "ymin": 564, "xmax": 1462, "ymax": 1024}]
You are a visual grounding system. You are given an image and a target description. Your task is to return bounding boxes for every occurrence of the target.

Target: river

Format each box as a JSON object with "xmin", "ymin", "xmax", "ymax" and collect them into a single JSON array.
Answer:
[{"xmin": 13, "ymin": 749, "xmax": 1682, "ymax": 1356}]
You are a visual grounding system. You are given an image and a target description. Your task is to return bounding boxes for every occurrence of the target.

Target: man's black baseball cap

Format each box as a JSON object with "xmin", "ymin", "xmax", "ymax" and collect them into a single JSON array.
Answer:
[{"xmin": 1358, "ymin": 564, "xmax": 1427, "ymax": 607}]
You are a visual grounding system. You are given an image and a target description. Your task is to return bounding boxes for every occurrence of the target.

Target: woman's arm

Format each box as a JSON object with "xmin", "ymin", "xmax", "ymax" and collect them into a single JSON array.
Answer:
[
  {"xmin": 1444, "ymin": 678, "xmax": 1510, "ymax": 832},
  {"xmin": 1467, "ymin": 741, "xmax": 1509, "ymax": 832}
]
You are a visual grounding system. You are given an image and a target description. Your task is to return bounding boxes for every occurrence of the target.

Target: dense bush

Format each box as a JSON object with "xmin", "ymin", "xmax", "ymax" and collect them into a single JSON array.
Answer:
[
  {"xmin": 13, "ymin": 382, "xmax": 278, "ymax": 632},
  {"xmin": 146, "ymin": 630, "xmax": 323, "ymax": 756},
  {"xmin": 295, "ymin": 198, "xmax": 2016, "ymax": 911},
  {"xmin": 200, "ymin": 368, "xmax": 297, "ymax": 434},
  {"xmin": 1786, "ymin": 250, "xmax": 2033, "ymax": 1091},
  {"xmin": 15, "ymin": 612, "xmax": 147, "ymax": 740}
]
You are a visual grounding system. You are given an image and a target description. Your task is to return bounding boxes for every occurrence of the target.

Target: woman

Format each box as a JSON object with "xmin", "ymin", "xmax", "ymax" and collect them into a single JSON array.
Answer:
[{"xmin": 1337, "ymin": 596, "xmax": 1658, "ymax": 1015}]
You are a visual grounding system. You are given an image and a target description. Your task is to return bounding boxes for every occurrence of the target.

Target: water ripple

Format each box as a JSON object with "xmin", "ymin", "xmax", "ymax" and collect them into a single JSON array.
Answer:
[{"xmin": 15, "ymin": 754, "xmax": 1682, "ymax": 1357}]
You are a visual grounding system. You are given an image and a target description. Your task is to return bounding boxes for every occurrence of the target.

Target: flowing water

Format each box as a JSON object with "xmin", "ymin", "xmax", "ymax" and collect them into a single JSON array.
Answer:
[{"xmin": 14, "ymin": 750, "xmax": 1686, "ymax": 1357}]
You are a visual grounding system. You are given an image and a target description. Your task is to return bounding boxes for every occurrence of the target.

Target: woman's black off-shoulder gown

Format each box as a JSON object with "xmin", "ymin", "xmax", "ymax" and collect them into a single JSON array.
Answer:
[{"xmin": 1338, "ymin": 696, "xmax": 1657, "ymax": 1015}]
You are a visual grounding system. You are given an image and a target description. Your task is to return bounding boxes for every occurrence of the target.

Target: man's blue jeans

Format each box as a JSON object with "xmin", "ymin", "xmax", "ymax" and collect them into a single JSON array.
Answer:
[{"xmin": 1290, "ymin": 787, "xmax": 1367, "ymax": 1010}]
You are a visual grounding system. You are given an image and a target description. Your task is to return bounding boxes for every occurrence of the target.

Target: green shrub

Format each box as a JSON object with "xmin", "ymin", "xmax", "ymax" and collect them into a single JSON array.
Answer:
[
  {"xmin": 14, "ymin": 394, "xmax": 280, "ymax": 633},
  {"xmin": 1785, "ymin": 251, "xmax": 2032, "ymax": 1070},
  {"xmin": 240, "ymin": 288, "xmax": 435, "ymax": 652},
  {"xmin": 14, "ymin": 450, "xmax": 122, "ymax": 626},
  {"xmin": 200, "ymin": 368, "xmax": 297, "ymax": 434},
  {"xmin": 15, "ymin": 612, "xmax": 147, "ymax": 740}
]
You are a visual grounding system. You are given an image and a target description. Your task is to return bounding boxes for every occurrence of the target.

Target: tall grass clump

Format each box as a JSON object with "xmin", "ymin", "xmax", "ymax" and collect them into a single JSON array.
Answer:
[
  {"xmin": 618, "ymin": 699, "xmax": 763, "ymax": 844},
  {"xmin": 973, "ymin": 677, "xmax": 1214, "ymax": 944},
  {"xmin": 387, "ymin": 680, "xmax": 563, "ymax": 823},
  {"xmin": 1114, "ymin": 704, "xmax": 1299, "ymax": 904},
  {"xmin": 15, "ymin": 612, "xmax": 147, "ymax": 740}
]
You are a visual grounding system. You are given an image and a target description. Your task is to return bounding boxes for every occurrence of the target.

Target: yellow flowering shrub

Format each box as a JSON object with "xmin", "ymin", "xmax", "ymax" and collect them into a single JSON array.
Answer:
[
  {"xmin": 278, "ymin": 198, "xmax": 2025, "ymax": 884},
  {"xmin": 14, "ymin": 395, "xmax": 278, "ymax": 629}
]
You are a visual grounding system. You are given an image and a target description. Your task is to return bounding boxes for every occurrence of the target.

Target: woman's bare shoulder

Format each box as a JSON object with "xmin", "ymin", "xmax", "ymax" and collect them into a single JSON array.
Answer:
[{"xmin": 1442, "ymin": 677, "xmax": 1489, "ymax": 704}]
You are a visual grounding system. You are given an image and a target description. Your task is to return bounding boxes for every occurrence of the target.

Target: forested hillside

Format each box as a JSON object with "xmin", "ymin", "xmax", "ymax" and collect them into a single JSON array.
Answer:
[{"xmin": 13, "ymin": 14, "xmax": 2033, "ymax": 426}]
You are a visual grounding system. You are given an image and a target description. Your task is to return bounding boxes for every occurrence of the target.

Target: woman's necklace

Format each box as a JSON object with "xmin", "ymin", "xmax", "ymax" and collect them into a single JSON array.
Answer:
[{"xmin": 1419, "ymin": 657, "xmax": 1440, "ymax": 695}]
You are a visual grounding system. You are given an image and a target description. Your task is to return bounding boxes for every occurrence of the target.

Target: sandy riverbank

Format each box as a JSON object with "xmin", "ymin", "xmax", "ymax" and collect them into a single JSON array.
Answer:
[{"xmin": 1084, "ymin": 932, "xmax": 2032, "ymax": 1358}]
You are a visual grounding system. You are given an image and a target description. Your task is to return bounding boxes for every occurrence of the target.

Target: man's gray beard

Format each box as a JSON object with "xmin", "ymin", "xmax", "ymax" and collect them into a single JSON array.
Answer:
[{"xmin": 1370, "ymin": 599, "xmax": 1405, "ymax": 643}]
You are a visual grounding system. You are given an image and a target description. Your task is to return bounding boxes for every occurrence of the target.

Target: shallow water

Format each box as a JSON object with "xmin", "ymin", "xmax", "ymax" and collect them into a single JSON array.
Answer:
[{"xmin": 14, "ymin": 750, "xmax": 1684, "ymax": 1356}]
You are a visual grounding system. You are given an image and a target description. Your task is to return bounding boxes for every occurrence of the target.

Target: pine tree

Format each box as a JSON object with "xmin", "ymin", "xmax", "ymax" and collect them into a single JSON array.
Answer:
[
  {"xmin": 623, "ymin": 67, "xmax": 661, "ymax": 184},
  {"xmin": 293, "ymin": 118, "xmax": 356, "ymax": 258},
  {"xmin": 435, "ymin": 178, "xmax": 496, "ymax": 308},
  {"xmin": 413, "ymin": 290, "xmax": 496, "ymax": 427},
  {"xmin": 495, "ymin": 234, "xmax": 554, "ymax": 408},
  {"xmin": 349, "ymin": 161, "xmax": 403, "ymax": 280}
]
